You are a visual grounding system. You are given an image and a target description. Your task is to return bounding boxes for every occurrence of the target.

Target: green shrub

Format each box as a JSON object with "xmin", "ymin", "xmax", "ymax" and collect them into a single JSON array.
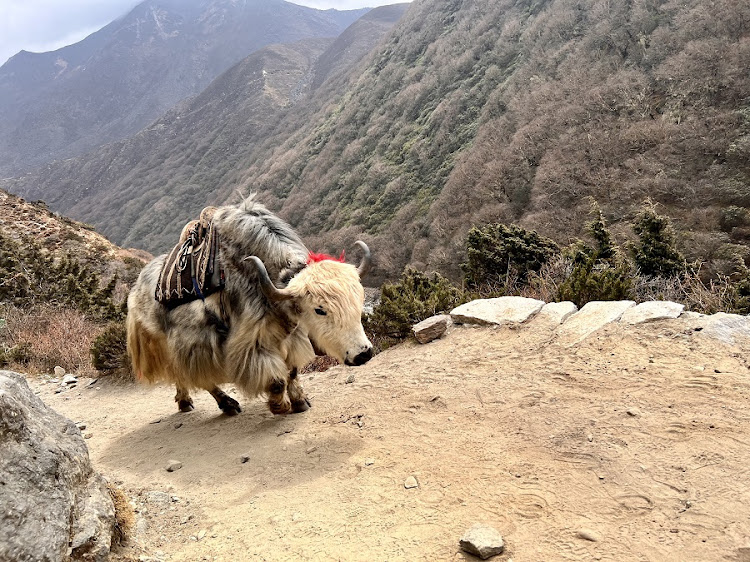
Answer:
[
  {"xmin": 0, "ymin": 231, "xmax": 124, "ymax": 322},
  {"xmin": 719, "ymin": 206, "xmax": 748, "ymax": 232},
  {"xmin": 558, "ymin": 204, "xmax": 633, "ymax": 306},
  {"xmin": 558, "ymin": 245, "xmax": 634, "ymax": 307},
  {"xmin": 462, "ymin": 223, "xmax": 559, "ymax": 289},
  {"xmin": 631, "ymin": 203, "xmax": 686, "ymax": 278},
  {"xmin": 91, "ymin": 322, "xmax": 130, "ymax": 375},
  {"xmin": 365, "ymin": 267, "xmax": 464, "ymax": 343},
  {"xmin": 0, "ymin": 343, "xmax": 33, "ymax": 367}
]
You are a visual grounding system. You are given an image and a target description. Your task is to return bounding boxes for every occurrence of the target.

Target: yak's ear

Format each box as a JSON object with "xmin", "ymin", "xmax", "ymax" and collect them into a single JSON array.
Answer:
[
  {"xmin": 354, "ymin": 241, "xmax": 371, "ymax": 278},
  {"xmin": 244, "ymin": 256, "xmax": 294, "ymax": 302}
]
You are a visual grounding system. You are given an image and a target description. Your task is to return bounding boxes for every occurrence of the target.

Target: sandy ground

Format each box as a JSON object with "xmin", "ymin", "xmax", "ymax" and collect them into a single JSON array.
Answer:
[{"xmin": 29, "ymin": 314, "xmax": 750, "ymax": 562}]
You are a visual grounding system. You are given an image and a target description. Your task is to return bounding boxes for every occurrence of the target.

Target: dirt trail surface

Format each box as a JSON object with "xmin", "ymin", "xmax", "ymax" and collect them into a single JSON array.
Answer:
[{"xmin": 30, "ymin": 315, "xmax": 750, "ymax": 561}]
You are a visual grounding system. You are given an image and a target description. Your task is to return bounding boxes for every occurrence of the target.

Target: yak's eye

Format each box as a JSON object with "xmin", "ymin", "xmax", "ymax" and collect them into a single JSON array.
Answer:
[{"xmin": 314, "ymin": 307, "xmax": 327, "ymax": 316}]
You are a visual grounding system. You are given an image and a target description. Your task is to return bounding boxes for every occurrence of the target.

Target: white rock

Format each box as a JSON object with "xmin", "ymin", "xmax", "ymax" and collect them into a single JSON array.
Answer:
[
  {"xmin": 459, "ymin": 523, "xmax": 505, "ymax": 559},
  {"xmin": 364, "ymin": 458, "xmax": 375, "ymax": 466},
  {"xmin": 558, "ymin": 300, "xmax": 635, "ymax": 343},
  {"xmin": 146, "ymin": 491, "xmax": 170, "ymax": 505},
  {"xmin": 404, "ymin": 475, "xmax": 419, "ymax": 489},
  {"xmin": 698, "ymin": 312, "xmax": 750, "ymax": 344},
  {"xmin": 412, "ymin": 314, "xmax": 451, "ymax": 344},
  {"xmin": 450, "ymin": 297, "xmax": 545, "ymax": 326},
  {"xmin": 62, "ymin": 374, "xmax": 78, "ymax": 385},
  {"xmin": 166, "ymin": 460, "xmax": 183, "ymax": 472},
  {"xmin": 621, "ymin": 301, "xmax": 684, "ymax": 324},
  {"xmin": 345, "ymin": 373, "xmax": 355, "ymax": 384},
  {"xmin": 53, "ymin": 366, "xmax": 65, "ymax": 377},
  {"xmin": 576, "ymin": 528, "xmax": 602, "ymax": 542},
  {"xmin": 535, "ymin": 301, "xmax": 578, "ymax": 325}
]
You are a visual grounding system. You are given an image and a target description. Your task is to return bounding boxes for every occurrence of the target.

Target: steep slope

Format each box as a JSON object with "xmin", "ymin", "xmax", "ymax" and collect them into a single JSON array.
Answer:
[
  {"xmin": 0, "ymin": 188, "xmax": 147, "ymax": 285},
  {"xmin": 6, "ymin": 0, "xmax": 749, "ymax": 282},
  {"xmin": 4, "ymin": 5, "xmax": 408, "ymax": 254},
  {"xmin": 0, "ymin": 0, "xmax": 368, "ymax": 176}
]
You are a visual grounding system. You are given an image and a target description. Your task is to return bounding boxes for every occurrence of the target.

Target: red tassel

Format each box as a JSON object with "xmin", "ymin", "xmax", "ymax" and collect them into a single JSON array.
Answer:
[{"xmin": 307, "ymin": 251, "xmax": 345, "ymax": 264}]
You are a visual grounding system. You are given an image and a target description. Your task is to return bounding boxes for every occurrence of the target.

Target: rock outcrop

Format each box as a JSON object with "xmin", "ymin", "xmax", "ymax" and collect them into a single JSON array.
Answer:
[
  {"xmin": 0, "ymin": 370, "xmax": 115, "ymax": 561},
  {"xmin": 450, "ymin": 297, "xmax": 545, "ymax": 326},
  {"xmin": 412, "ymin": 315, "xmax": 451, "ymax": 344}
]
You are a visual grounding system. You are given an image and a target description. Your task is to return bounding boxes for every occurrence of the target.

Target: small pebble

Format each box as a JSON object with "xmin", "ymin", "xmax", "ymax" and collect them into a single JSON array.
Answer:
[
  {"xmin": 166, "ymin": 460, "xmax": 183, "ymax": 472},
  {"xmin": 240, "ymin": 454, "xmax": 251, "ymax": 463},
  {"xmin": 626, "ymin": 408, "xmax": 641, "ymax": 417},
  {"xmin": 364, "ymin": 458, "xmax": 375, "ymax": 466},
  {"xmin": 587, "ymin": 434, "xmax": 593, "ymax": 442},
  {"xmin": 174, "ymin": 422, "xmax": 183, "ymax": 429},
  {"xmin": 357, "ymin": 421, "xmax": 364, "ymax": 428},
  {"xmin": 62, "ymin": 374, "xmax": 77, "ymax": 385},
  {"xmin": 404, "ymin": 475, "xmax": 419, "ymax": 489},
  {"xmin": 76, "ymin": 422, "xmax": 87, "ymax": 431},
  {"xmin": 197, "ymin": 529, "xmax": 206, "ymax": 541},
  {"xmin": 576, "ymin": 529, "xmax": 601, "ymax": 542},
  {"xmin": 345, "ymin": 374, "xmax": 355, "ymax": 384},
  {"xmin": 305, "ymin": 446, "xmax": 318, "ymax": 454},
  {"xmin": 146, "ymin": 491, "xmax": 170, "ymax": 505},
  {"xmin": 150, "ymin": 418, "xmax": 162, "ymax": 424},
  {"xmin": 54, "ymin": 366, "xmax": 65, "ymax": 377},
  {"xmin": 84, "ymin": 432, "xmax": 93, "ymax": 439}
]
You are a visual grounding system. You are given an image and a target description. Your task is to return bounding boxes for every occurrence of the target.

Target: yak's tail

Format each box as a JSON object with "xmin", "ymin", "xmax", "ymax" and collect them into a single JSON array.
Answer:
[{"xmin": 126, "ymin": 313, "xmax": 170, "ymax": 384}]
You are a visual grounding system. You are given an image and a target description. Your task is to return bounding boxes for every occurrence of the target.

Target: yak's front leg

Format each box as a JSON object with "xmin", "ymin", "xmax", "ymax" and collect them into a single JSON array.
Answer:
[
  {"xmin": 267, "ymin": 376, "xmax": 292, "ymax": 415},
  {"xmin": 287, "ymin": 368, "xmax": 311, "ymax": 413},
  {"xmin": 175, "ymin": 385, "xmax": 194, "ymax": 412},
  {"xmin": 208, "ymin": 387, "xmax": 242, "ymax": 416}
]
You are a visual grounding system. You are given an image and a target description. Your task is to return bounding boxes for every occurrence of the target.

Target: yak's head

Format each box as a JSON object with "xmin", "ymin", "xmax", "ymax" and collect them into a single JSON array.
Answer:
[{"xmin": 246, "ymin": 242, "xmax": 374, "ymax": 366}]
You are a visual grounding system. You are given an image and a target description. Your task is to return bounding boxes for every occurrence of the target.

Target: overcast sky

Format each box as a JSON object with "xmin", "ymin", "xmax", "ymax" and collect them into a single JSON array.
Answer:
[{"xmin": 0, "ymin": 0, "xmax": 394, "ymax": 66}]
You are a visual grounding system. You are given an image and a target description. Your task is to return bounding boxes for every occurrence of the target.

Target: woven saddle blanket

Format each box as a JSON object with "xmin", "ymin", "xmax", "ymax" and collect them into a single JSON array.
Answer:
[{"xmin": 155, "ymin": 207, "xmax": 224, "ymax": 307}]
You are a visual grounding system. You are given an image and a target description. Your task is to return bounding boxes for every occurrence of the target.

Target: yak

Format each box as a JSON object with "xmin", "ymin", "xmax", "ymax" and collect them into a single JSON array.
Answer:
[{"xmin": 126, "ymin": 196, "xmax": 373, "ymax": 415}]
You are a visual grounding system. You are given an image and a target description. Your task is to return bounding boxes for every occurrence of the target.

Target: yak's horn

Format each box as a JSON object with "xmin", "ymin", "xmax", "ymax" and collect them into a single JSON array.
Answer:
[
  {"xmin": 354, "ymin": 241, "xmax": 372, "ymax": 278},
  {"xmin": 244, "ymin": 256, "xmax": 294, "ymax": 302}
]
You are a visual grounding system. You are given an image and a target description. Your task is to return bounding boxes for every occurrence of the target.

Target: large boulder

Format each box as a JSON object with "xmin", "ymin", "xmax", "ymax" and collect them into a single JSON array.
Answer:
[
  {"xmin": 450, "ymin": 297, "xmax": 545, "ymax": 326},
  {"xmin": 620, "ymin": 301, "xmax": 684, "ymax": 324},
  {"xmin": 0, "ymin": 370, "xmax": 115, "ymax": 562},
  {"xmin": 557, "ymin": 300, "xmax": 636, "ymax": 343}
]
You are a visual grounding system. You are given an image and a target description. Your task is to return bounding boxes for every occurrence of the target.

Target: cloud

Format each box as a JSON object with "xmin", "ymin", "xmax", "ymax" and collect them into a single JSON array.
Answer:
[{"xmin": 0, "ymin": 0, "xmax": 140, "ymax": 65}]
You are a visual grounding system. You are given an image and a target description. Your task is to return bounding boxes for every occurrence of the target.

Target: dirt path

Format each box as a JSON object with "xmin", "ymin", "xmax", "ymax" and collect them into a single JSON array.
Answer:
[{"xmin": 30, "ymin": 315, "xmax": 750, "ymax": 561}]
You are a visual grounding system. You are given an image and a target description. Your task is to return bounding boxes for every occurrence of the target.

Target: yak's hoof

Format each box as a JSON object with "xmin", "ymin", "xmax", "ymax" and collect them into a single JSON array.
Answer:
[
  {"xmin": 268, "ymin": 400, "xmax": 292, "ymax": 416},
  {"xmin": 178, "ymin": 400, "xmax": 195, "ymax": 413},
  {"xmin": 218, "ymin": 395, "xmax": 242, "ymax": 416},
  {"xmin": 291, "ymin": 397, "xmax": 311, "ymax": 413}
]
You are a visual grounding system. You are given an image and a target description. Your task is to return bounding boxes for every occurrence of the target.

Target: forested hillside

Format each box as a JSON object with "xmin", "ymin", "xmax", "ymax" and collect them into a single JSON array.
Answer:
[{"xmin": 5, "ymin": 0, "xmax": 749, "ymax": 282}]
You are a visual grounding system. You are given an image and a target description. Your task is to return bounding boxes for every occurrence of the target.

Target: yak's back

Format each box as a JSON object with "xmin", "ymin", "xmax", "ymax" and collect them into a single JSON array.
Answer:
[{"xmin": 214, "ymin": 197, "xmax": 308, "ymax": 282}]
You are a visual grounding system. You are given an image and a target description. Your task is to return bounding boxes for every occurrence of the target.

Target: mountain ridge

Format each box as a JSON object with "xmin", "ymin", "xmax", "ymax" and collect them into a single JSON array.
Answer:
[{"xmin": 0, "ymin": 0, "xmax": 369, "ymax": 176}]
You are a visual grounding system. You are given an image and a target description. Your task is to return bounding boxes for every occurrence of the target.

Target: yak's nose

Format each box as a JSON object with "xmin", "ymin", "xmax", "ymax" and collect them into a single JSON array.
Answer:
[{"xmin": 346, "ymin": 347, "xmax": 373, "ymax": 366}]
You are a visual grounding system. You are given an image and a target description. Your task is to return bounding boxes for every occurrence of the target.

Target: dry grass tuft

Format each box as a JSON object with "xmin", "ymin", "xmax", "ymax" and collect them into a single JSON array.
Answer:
[
  {"xmin": 301, "ymin": 355, "xmax": 340, "ymax": 374},
  {"xmin": 1, "ymin": 304, "xmax": 104, "ymax": 376},
  {"xmin": 108, "ymin": 483, "xmax": 135, "ymax": 547}
]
